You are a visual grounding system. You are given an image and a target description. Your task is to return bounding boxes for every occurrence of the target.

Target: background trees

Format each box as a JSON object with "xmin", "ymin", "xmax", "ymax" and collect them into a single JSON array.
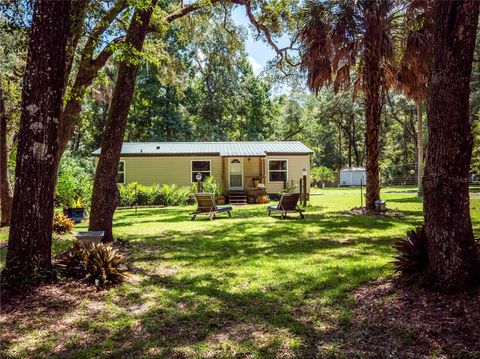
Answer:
[{"xmin": 0, "ymin": 14, "xmax": 27, "ymax": 226}]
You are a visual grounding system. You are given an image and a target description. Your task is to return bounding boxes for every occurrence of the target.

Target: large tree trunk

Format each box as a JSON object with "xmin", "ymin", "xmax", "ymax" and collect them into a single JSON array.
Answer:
[
  {"xmin": 0, "ymin": 78, "xmax": 13, "ymax": 226},
  {"xmin": 363, "ymin": 6, "xmax": 383, "ymax": 211},
  {"xmin": 2, "ymin": 0, "xmax": 71, "ymax": 281},
  {"xmin": 89, "ymin": 3, "xmax": 156, "ymax": 242},
  {"xmin": 423, "ymin": 0, "xmax": 479, "ymax": 290},
  {"xmin": 416, "ymin": 99, "xmax": 424, "ymax": 197}
]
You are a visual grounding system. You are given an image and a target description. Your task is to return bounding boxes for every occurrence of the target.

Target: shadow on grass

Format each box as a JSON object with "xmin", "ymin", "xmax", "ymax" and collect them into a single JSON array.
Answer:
[
  {"xmin": 386, "ymin": 197, "xmax": 423, "ymax": 204},
  {"xmin": 50, "ymin": 242, "xmax": 393, "ymax": 358}
]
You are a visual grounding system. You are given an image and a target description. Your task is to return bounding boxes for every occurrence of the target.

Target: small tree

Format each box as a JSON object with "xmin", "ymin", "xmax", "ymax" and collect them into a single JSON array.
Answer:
[
  {"xmin": 89, "ymin": 1, "xmax": 157, "ymax": 242},
  {"xmin": 300, "ymin": 0, "xmax": 400, "ymax": 210},
  {"xmin": 311, "ymin": 166, "xmax": 334, "ymax": 187}
]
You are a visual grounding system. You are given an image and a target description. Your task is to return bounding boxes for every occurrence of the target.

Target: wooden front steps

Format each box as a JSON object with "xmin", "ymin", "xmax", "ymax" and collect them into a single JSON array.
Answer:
[{"xmin": 228, "ymin": 190, "xmax": 247, "ymax": 205}]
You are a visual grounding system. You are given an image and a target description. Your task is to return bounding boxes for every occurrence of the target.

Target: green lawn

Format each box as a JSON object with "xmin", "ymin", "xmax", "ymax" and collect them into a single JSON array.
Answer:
[{"xmin": 1, "ymin": 187, "xmax": 479, "ymax": 358}]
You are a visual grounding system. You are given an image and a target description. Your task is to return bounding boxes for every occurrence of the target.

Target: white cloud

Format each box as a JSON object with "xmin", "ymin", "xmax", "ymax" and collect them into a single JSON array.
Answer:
[{"xmin": 248, "ymin": 56, "xmax": 262, "ymax": 75}]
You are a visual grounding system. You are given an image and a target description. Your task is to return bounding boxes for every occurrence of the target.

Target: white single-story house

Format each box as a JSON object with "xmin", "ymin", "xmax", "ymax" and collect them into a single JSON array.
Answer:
[
  {"xmin": 339, "ymin": 167, "xmax": 366, "ymax": 186},
  {"xmin": 92, "ymin": 141, "xmax": 313, "ymax": 199}
]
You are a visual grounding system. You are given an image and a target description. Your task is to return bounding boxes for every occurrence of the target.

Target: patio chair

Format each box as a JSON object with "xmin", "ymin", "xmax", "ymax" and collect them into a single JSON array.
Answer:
[
  {"xmin": 190, "ymin": 193, "xmax": 233, "ymax": 221},
  {"xmin": 267, "ymin": 193, "xmax": 305, "ymax": 219}
]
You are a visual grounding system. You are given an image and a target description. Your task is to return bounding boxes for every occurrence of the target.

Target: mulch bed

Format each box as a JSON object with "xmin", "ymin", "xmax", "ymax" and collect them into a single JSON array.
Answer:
[
  {"xmin": 340, "ymin": 279, "xmax": 480, "ymax": 358},
  {"xmin": 347, "ymin": 207, "xmax": 404, "ymax": 218}
]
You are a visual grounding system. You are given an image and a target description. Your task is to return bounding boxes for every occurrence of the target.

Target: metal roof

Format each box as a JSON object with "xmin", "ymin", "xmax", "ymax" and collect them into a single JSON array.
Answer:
[
  {"xmin": 340, "ymin": 167, "xmax": 366, "ymax": 172},
  {"xmin": 92, "ymin": 141, "xmax": 313, "ymax": 156}
]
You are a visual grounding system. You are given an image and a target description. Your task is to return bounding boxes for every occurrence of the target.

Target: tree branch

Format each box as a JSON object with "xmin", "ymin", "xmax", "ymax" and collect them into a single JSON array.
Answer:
[
  {"xmin": 82, "ymin": 0, "xmax": 129, "ymax": 61},
  {"xmin": 231, "ymin": 0, "xmax": 299, "ymax": 68}
]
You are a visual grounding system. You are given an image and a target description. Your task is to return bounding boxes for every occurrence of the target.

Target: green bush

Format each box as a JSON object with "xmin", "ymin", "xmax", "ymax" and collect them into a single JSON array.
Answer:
[
  {"xmin": 56, "ymin": 152, "xmax": 94, "ymax": 208},
  {"xmin": 118, "ymin": 182, "xmax": 137, "ymax": 207},
  {"xmin": 136, "ymin": 184, "xmax": 157, "ymax": 206},
  {"xmin": 118, "ymin": 183, "xmax": 193, "ymax": 207},
  {"xmin": 159, "ymin": 184, "xmax": 192, "ymax": 206},
  {"xmin": 311, "ymin": 166, "xmax": 334, "ymax": 187},
  {"xmin": 202, "ymin": 176, "xmax": 223, "ymax": 199}
]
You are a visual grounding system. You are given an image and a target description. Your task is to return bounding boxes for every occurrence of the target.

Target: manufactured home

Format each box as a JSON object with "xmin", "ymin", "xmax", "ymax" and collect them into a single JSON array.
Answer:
[{"xmin": 92, "ymin": 141, "xmax": 313, "ymax": 203}]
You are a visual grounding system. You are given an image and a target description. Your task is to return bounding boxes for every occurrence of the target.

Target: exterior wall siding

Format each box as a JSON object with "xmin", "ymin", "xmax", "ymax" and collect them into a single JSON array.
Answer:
[
  {"xmin": 242, "ymin": 156, "xmax": 262, "ymax": 188},
  {"xmin": 265, "ymin": 155, "xmax": 311, "ymax": 194},
  {"xmin": 121, "ymin": 156, "xmax": 222, "ymax": 187}
]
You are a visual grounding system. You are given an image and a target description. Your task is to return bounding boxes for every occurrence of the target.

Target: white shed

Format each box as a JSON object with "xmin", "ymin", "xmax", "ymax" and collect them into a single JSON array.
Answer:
[{"xmin": 339, "ymin": 167, "xmax": 366, "ymax": 186}]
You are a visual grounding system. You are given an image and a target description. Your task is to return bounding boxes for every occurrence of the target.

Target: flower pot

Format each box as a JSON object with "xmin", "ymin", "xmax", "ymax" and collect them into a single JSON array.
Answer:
[
  {"xmin": 375, "ymin": 200, "xmax": 387, "ymax": 212},
  {"xmin": 216, "ymin": 197, "xmax": 225, "ymax": 205},
  {"xmin": 63, "ymin": 207, "xmax": 85, "ymax": 223},
  {"xmin": 75, "ymin": 231, "xmax": 104, "ymax": 245}
]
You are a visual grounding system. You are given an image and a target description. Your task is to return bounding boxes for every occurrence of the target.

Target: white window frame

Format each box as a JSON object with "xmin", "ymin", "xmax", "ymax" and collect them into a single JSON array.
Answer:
[
  {"xmin": 268, "ymin": 159, "xmax": 288, "ymax": 182},
  {"xmin": 191, "ymin": 159, "xmax": 212, "ymax": 183},
  {"xmin": 117, "ymin": 160, "xmax": 126, "ymax": 184}
]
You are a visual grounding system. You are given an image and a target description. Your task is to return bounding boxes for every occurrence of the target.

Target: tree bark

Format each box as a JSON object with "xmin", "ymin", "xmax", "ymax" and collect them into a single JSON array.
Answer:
[
  {"xmin": 423, "ymin": 0, "xmax": 479, "ymax": 290},
  {"xmin": 89, "ymin": 3, "xmax": 156, "ymax": 242},
  {"xmin": 2, "ymin": 0, "xmax": 71, "ymax": 281},
  {"xmin": 64, "ymin": 0, "xmax": 89, "ymax": 92},
  {"xmin": 0, "ymin": 78, "xmax": 13, "ymax": 226},
  {"xmin": 363, "ymin": 5, "xmax": 383, "ymax": 210},
  {"xmin": 416, "ymin": 99, "xmax": 424, "ymax": 197}
]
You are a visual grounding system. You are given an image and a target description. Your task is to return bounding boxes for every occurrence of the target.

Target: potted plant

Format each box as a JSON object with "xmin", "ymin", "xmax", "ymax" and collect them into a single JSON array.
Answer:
[
  {"xmin": 203, "ymin": 176, "xmax": 225, "ymax": 205},
  {"xmin": 216, "ymin": 194, "xmax": 225, "ymax": 205},
  {"xmin": 63, "ymin": 197, "xmax": 86, "ymax": 223},
  {"xmin": 215, "ymin": 181, "xmax": 225, "ymax": 205},
  {"xmin": 258, "ymin": 195, "xmax": 268, "ymax": 204}
]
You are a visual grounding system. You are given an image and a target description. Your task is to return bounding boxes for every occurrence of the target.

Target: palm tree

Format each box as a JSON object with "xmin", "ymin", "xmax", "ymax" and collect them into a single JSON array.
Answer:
[
  {"xmin": 300, "ymin": 0, "xmax": 402, "ymax": 210},
  {"xmin": 395, "ymin": 1, "xmax": 432, "ymax": 197}
]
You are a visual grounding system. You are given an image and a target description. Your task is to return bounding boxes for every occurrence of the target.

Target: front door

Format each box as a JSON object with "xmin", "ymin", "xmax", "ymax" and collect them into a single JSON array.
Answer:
[{"xmin": 228, "ymin": 158, "xmax": 243, "ymax": 190}]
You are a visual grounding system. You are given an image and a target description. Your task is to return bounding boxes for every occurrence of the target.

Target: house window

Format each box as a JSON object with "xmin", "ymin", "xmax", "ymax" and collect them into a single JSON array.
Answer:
[
  {"xmin": 269, "ymin": 160, "xmax": 287, "ymax": 182},
  {"xmin": 117, "ymin": 160, "xmax": 126, "ymax": 184},
  {"xmin": 191, "ymin": 160, "xmax": 211, "ymax": 182}
]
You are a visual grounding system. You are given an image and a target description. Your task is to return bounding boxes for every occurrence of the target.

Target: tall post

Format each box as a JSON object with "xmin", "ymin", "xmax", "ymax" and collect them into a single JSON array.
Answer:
[
  {"xmin": 302, "ymin": 168, "xmax": 308, "ymax": 207},
  {"xmin": 196, "ymin": 172, "xmax": 203, "ymax": 193},
  {"xmin": 135, "ymin": 182, "xmax": 138, "ymax": 214},
  {"xmin": 299, "ymin": 178, "xmax": 303, "ymax": 203},
  {"xmin": 360, "ymin": 177, "xmax": 363, "ymax": 208}
]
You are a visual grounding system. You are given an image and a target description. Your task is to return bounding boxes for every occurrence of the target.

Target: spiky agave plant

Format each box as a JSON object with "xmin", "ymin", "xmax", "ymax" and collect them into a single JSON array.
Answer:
[
  {"xmin": 56, "ymin": 242, "xmax": 129, "ymax": 288},
  {"xmin": 87, "ymin": 243, "xmax": 129, "ymax": 288},
  {"xmin": 392, "ymin": 226, "xmax": 428, "ymax": 284}
]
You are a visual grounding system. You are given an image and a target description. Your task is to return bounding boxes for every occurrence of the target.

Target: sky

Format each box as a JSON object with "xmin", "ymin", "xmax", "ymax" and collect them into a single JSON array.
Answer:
[{"xmin": 230, "ymin": 6, "xmax": 291, "ymax": 75}]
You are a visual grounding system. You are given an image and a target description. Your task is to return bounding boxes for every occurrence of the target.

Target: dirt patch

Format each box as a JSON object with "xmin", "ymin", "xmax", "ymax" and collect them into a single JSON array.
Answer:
[
  {"xmin": 341, "ymin": 279, "xmax": 480, "ymax": 358},
  {"xmin": 0, "ymin": 280, "xmax": 106, "ymax": 358}
]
